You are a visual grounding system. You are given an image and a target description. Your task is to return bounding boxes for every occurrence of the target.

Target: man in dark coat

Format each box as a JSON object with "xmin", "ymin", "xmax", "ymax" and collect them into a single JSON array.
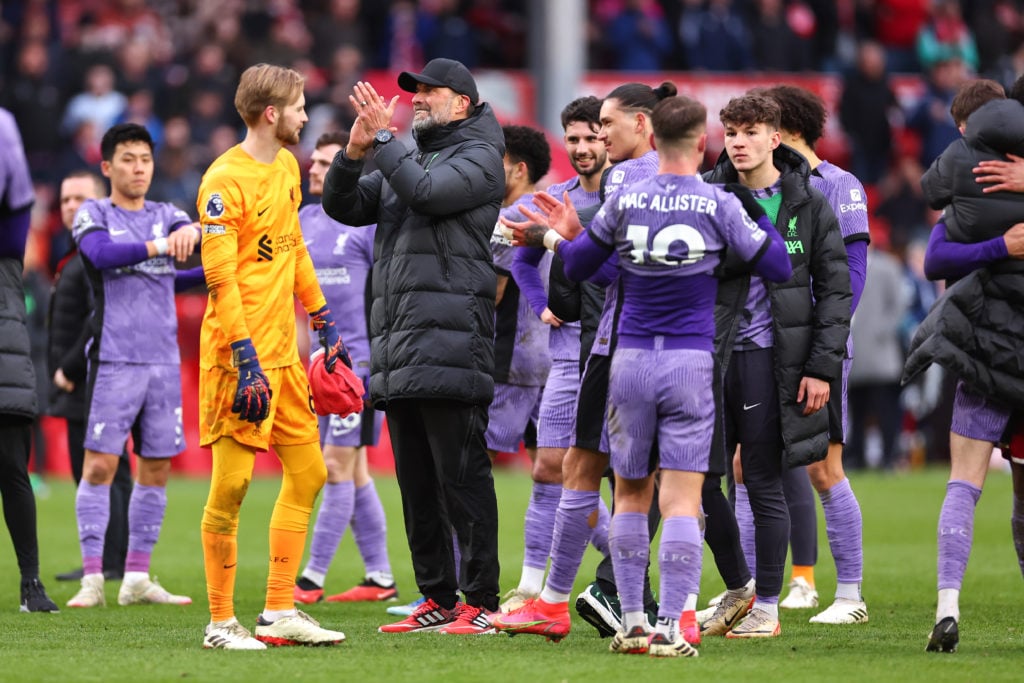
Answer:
[
  {"xmin": 323, "ymin": 59, "xmax": 505, "ymax": 633},
  {"xmin": 0, "ymin": 107, "xmax": 59, "ymax": 612}
]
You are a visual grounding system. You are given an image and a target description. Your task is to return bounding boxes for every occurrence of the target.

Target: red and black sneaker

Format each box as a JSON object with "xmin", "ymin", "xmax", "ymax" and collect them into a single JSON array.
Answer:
[
  {"xmin": 326, "ymin": 577, "xmax": 398, "ymax": 603},
  {"xmin": 438, "ymin": 603, "xmax": 496, "ymax": 635},
  {"xmin": 293, "ymin": 577, "xmax": 324, "ymax": 605},
  {"xmin": 378, "ymin": 598, "xmax": 456, "ymax": 633}
]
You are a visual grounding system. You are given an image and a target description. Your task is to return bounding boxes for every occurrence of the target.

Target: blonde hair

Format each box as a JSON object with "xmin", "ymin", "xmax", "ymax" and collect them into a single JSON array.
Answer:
[{"xmin": 234, "ymin": 64, "xmax": 305, "ymax": 127}]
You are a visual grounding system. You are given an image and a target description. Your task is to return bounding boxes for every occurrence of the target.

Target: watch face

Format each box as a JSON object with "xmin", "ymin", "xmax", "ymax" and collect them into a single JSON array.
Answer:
[{"xmin": 375, "ymin": 130, "xmax": 392, "ymax": 144}]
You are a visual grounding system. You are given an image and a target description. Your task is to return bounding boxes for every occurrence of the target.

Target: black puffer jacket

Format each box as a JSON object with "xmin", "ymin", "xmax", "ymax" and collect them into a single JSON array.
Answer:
[
  {"xmin": 0, "ymin": 257, "xmax": 37, "ymax": 420},
  {"xmin": 903, "ymin": 261, "xmax": 1024, "ymax": 408},
  {"xmin": 921, "ymin": 98, "xmax": 1024, "ymax": 244},
  {"xmin": 704, "ymin": 145, "xmax": 852, "ymax": 469},
  {"xmin": 46, "ymin": 250, "xmax": 93, "ymax": 419},
  {"xmin": 322, "ymin": 104, "xmax": 506, "ymax": 407}
]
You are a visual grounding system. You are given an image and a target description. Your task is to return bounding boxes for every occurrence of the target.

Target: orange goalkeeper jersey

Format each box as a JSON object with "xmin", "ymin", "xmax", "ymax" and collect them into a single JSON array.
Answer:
[{"xmin": 197, "ymin": 144, "xmax": 325, "ymax": 370}]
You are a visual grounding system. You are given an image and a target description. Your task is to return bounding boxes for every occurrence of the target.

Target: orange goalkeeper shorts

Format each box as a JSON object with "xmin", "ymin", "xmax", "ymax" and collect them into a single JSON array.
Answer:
[{"xmin": 199, "ymin": 361, "xmax": 318, "ymax": 451}]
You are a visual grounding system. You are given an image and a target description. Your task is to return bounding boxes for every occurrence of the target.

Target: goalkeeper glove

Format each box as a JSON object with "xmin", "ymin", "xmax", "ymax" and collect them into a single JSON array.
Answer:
[
  {"xmin": 310, "ymin": 305, "xmax": 352, "ymax": 372},
  {"xmin": 724, "ymin": 183, "xmax": 767, "ymax": 221},
  {"xmin": 230, "ymin": 338, "xmax": 271, "ymax": 423}
]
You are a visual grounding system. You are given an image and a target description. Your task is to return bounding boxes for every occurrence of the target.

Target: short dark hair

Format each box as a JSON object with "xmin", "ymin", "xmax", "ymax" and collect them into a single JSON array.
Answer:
[
  {"xmin": 605, "ymin": 81, "xmax": 678, "ymax": 113},
  {"xmin": 63, "ymin": 169, "xmax": 107, "ymax": 197},
  {"xmin": 757, "ymin": 85, "xmax": 826, "ymax": 146},
  {"xmin": 560, "ymin": 96, "xmax": 602, "ymax": 131},
  {"xmin": 719, "ymin": 94, "xmax": 781, "ymax": 130},
  {"xmin": 950, "ymin": 79, "xmax": 1006, "ymax": 126},
  {"xmin": 651, "ymin": 96, "xmax": 707, "ymax": 146},
  {"xmin": 315, "ymin": 130, "xmax": 350, "ymax": 149},
  {"xmin": 100, "ymin": 123, "xmax": 154, "ymax": 161},
  {"xmin": 502, "ymin": 125, "xmax": 551, "ymax": 184}
]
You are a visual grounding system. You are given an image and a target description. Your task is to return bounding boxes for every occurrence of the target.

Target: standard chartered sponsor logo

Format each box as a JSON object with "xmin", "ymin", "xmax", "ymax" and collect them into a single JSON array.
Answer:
[{"xmin": 315, "ymin": 267, "xmax": 351, "ymax": 285}]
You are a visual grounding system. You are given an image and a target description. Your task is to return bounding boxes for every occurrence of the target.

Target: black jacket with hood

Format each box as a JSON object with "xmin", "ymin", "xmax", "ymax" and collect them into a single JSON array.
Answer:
[
  {"xmin": 703, "ymin": 144, "xmax": 852, "ymax": 470},
  {"xmin": 322, "ymin": 104, "xmax": 506, "ymax": 408}
]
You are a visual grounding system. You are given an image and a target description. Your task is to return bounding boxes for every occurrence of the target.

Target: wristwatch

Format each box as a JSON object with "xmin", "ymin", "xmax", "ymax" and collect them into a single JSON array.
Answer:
[{"xmin": 373, "ymin": 129, "xmax": 394, "ymax": 148}]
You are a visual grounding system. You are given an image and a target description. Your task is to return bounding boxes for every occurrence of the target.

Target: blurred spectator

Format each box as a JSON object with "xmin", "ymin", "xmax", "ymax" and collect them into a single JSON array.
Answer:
[
  {"xmin": 905, "ymin": 57, "xmax": 968, "ymax": 167},
  {"xmin": 916, "ymin": 0, "xmax": 979, "ymax": 72},
  {"xmin": 115, "ymin": 38, "xmax": 166, "ymax": 98},
  {"xmin": 603, "ymin": 0, "xmax": 672, "ymax": 70},
  {"xmin": 466, "ymin": 0, "xmax": 527, "ymax": 68},
  {"xmin": 418, "ymin": 0, "xmax": 479, "ymax": 67},
  {"xmin": 308, "ymin": 0, "xmax": 369, "ymax": 66},
  {"xmin": 149, "ymin": 117, "xmax": 201, "ymax": 213},
  {"xmin": 55, "ymin": 120, "xmax": 102, "ymax": 186},
  {"xmin": 748, "ymin": 0, "xmax": 815, "ymax": 71},
  {"xmin": 875, "ymin": 154, "xmax": 931, "ymax": 250},
  {"xmin": 839, "ymin": 40, "xmax": 900, "ymax": 184},
  {"xmin": 873, "ymin": 0, "xmax": 930, "ymax": 72},
  {"xmin": 967, "ymin": 0, "xmax": 1022, "ymax": 75},
  {"xmin": 1, "ymin": 41, "xmax": 62, "ymax": 181},
  {"xmin": 677, "ymin": 0, "xmax": 752, "ymax": 71},
  {"xmin": 60, "ymin": 64, "xmax": 127, "ymax": 142},
  {"xmin": 383, "ymin": 1, "xmax": 424, "ymax": 72},
  {"xmin": 847, "ymin": 243, "xmax": 911, "ymax": 470},
  {"xmin": 116, "ymin": 89, "xmax": 165, "ymax": 150}
]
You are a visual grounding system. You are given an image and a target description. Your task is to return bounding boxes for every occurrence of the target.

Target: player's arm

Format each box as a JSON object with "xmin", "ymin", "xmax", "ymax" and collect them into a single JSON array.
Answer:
[
  {"xmin": 74, "ymin": 202, "xmax": 174, "ymax": 269},
  {"xmin": 923, "ymin": 219, "xmax": 1021, "ymax": 280},
  {"xmin": 549, "ymin": 203, "xmax": 617, "ymax": 282},
  {"xmin": 511, "ymin": 247, "xmax": 550, "ymax": 318},
  {"xmin": 199, "ymin": 185, "xmax": 270, "ymax": 422},
  {"xmin": 322, "ymin": 151, "xmax": 386, "ymax": 227},
  {"xmin": 166, "ymin": 218, "xmax": 201, "ymax": 262},
  {"xmin": 294, "ymin": 236, "xmax": 352, "ymax": 371},
  {"xmin": 375, "ymin": 139, "xmax": 504, "ymax": 216},
  {"xmin": 174, "ymin": 265, "xmax": 205, "ymax": 292},
  {"xmin": 830, "ymin": 175, "xmax": 871, "ymax": 313},
  {"xmin": 974, "ymin": 152, "xmax": 1024, "ymax": 193}
]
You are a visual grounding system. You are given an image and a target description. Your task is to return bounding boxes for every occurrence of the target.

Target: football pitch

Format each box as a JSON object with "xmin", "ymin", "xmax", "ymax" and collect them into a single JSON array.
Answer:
[{"xmin": 0, "ymin": 467, "xmax": 1020, "ymax": 682}]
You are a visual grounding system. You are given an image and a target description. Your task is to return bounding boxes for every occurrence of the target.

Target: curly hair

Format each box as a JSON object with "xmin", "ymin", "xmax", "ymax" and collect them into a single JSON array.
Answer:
[
  {"xmin": 719, "ymin": 93, "xmax": 781, "ymax": 131},
  {"xmin": 502, "ymin": 125, "xmax": 552, "ymax": 184},
  {"xmin": 755, "ymin": 85, "xmax": 826, "ymax": 146}
]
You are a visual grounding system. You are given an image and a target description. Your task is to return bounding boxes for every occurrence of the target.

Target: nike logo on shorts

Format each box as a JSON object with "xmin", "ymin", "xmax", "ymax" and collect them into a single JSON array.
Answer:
[{"xmin": 743, "ymin": 403, "xmax": 761, "ymax": 411}]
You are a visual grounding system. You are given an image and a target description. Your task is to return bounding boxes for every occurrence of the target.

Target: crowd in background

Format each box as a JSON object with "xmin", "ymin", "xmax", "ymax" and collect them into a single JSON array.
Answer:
[{"xmin": 2, "ymin": 0, "xmax": 1017, "ymax": 474}]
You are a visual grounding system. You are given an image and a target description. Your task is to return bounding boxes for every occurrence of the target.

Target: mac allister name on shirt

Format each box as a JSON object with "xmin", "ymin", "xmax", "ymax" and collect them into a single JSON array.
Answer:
[{"xmin": 616, "ymin": 190, "xmax": 718, "ymax": 216}]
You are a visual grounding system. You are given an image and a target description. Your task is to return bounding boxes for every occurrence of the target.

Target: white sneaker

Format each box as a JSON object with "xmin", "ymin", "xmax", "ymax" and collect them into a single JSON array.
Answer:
[
  {"xmin": 779, "ymin": 577, "xmax": 818, "ymax": 609},
  {"xmin": 204, "ymin": 617, "xmax": 267, "ymax": 650},
  {"xmin": 809, "ymin": 598, "xmax": 869, "ymax": 624},
  {"xmin": 67, "ymin": 573, "xmax": 105, "ymax": 608},
  {"xmin": 118, "ymin": 576, "xmax": 192, "ymax": 605},
  {"xmin": 500, "ymin": 588, "xmax": 538, "ymax": 614},
  {"xmin": 254, "ymin": 610, "xmax": 345, "ymax": 646}
]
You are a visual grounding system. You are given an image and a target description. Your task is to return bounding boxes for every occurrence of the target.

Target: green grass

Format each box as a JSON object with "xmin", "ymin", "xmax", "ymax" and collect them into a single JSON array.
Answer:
[{"xmin": 0, "ymin": 468, "xmax": 1021, "ymax": 682}]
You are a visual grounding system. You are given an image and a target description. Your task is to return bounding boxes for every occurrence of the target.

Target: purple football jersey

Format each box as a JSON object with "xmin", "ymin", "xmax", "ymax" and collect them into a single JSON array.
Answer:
[
  {"xmin": 811, "ymin": 161, "xmax": 870, "ymax": 243},
  {"xmin": 0, "ymin": 108, "xmax": 34, "ymax": 213},
  {"xmin": 491, "ymin": 195, "xmax": 552, "ymax": 385},
  {"xmin": 590, "ymin": 151, "xmax": 666, "ymax": 356},
  {"xmin": 733, "ymin": 182, "xmax": 784, "ymax": 350},
  {"xmin": 300, "ymin": 203, "xmax": 375, "ymax": 374},
  {"xmin": 588, "ymin": 174, "xmax": 769, "ymax": 342},
  {"xmin": 72, "ymin": 198, "xmax": 191, "ymax": 364}
]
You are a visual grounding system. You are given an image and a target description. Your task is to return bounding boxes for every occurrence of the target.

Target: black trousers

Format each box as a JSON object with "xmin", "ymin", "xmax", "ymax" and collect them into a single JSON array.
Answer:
[
  {"xmin": 386, "ymin": 398, "xmax": 500, "ymax": 611},
  {"xmin": 67, "ymin": 418, "xmax": 132, "ymax": 572},
  {"xmin": 0, "ymin": 417, "xmax": 40, "ymax": 580},
  {"xmin": 705, "ymin": 348, "xmax": 789, "ymax": 598}
]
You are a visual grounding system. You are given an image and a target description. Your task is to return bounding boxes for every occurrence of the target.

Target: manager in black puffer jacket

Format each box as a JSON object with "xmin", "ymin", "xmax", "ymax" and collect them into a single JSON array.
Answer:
[{"xmin": 323, "ymin": 60, "xmax": 505, "ymax": 619}]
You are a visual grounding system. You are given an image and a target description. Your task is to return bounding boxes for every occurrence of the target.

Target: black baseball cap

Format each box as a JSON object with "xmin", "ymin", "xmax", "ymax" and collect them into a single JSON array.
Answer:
[{"xmin": 398, "ymin": 58, "xmax": 479, "ymax": 105}]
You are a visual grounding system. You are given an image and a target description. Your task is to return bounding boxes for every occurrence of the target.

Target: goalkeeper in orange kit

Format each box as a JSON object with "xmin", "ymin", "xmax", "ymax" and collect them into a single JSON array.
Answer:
[{"xmin": 196, "ymin": 63, "xmax": 350, "ymax": 650}]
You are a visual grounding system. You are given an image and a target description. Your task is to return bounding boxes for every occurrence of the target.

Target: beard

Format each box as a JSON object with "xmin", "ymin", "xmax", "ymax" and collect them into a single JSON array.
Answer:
[
  {"xmin": 571, "ymin": 150, "xmax": 608, "ymax": 179},
  {"xmin": 275, "ymin": 118, "xmax": 302, "ymax": 145},
  {"xmin": 411, "ymin": 100, "xmax": 455, "ymax": 133}
]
